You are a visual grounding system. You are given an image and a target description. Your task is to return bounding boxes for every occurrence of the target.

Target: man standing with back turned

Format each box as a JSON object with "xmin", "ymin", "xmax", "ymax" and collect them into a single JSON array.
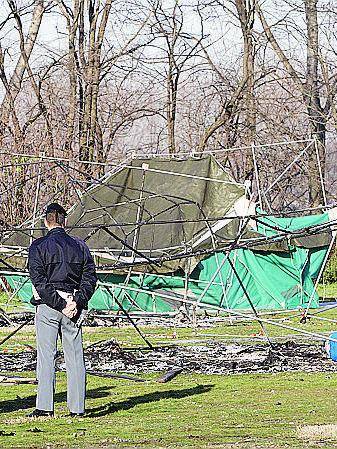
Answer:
[{"xmin": 28, "ymin": 203, "xmax": 97, "ymax": 418}]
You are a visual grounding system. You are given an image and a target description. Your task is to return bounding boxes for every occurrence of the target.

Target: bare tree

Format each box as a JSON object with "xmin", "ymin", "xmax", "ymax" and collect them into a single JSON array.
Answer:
[
  {"xmin": 234, "ymin": 0, "xmax": 256, "ymax": 173},
  {"xmin": 193, "ymin": 0, "xmax": 261, "ymax": 178},
  {"xmin": 256, "ymin": 0, "xmax": 337, "ymax": 206},
  {"xmin": 0, "ymin": 0, "xmax": 45, "ymax": 143},
  {"xmin": 1, "ymin": 0, "xmax": 337, "ymax": 226},
  {"xmin": 146, "ymin": 0, "xmax": 206, "ymax": 153}
]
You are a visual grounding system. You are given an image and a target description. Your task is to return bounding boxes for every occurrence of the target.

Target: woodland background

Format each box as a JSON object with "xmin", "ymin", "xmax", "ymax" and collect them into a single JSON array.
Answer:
[{"xmin": 0, "ymin": 0, "xmax": 336, "ymax": 224}]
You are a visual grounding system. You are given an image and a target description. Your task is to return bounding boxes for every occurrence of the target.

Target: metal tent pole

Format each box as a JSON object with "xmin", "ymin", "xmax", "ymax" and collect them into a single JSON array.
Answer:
[{"xmin": 104, "ymin": 285, "xmax": 153, "ymax": 349}]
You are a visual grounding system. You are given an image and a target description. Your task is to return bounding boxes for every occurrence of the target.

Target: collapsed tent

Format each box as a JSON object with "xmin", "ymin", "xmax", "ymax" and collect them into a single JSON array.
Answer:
[{"xmin": 0, "ymin": 155, "xmax": 335, "ymax": 312}]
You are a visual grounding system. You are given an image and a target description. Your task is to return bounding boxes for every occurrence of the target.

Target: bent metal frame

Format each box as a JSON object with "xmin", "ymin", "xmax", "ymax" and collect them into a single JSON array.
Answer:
[{"xmin": 0, "ymin": 138, "xmax": 336, "ymax": 347}]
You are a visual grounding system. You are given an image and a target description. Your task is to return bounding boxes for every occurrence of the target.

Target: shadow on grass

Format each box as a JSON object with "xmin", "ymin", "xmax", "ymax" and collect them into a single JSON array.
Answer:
[
  {"xmin": 87, "ymin": 384, "xmax": 214, "ymax": 417},
  {"xmin": 0, "ymin": 385, "xmax": 114, "ymax": 414}
]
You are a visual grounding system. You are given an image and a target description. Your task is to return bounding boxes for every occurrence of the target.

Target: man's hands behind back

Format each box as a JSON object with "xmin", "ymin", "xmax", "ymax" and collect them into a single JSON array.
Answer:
[{"xmin": 62, "ymin": 299, "xmax": 77, "ymax": 318}]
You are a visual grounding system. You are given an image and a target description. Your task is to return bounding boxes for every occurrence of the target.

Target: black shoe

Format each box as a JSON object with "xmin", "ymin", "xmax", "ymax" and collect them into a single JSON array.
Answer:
[
  {"xmin": 70, "ymin": 412, "xmax": 84, "ymax": 417},
  {"xmin": 28, "ymin": 409, "xmax": 54, "ymax": 418}
]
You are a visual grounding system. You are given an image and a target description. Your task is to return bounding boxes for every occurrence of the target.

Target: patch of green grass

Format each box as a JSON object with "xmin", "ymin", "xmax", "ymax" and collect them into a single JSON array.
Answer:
[
  {"xmin": 0, "ymin": 372, "xmax": 337, "ymax": 448},
  {"xmin": 317, "ymin": 282, "xmax": 337, "ymax": 299},
  {"xmin": 1, "ymin": 304, "xmax": 337, "ymax": 447},
  {"xmin": 0, "ymin": 292, "xmax": 30, "ymax": 310}
]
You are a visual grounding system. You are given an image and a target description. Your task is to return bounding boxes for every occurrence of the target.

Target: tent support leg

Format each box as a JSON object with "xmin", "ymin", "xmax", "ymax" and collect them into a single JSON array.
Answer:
[
  {"xmin": 227, "ymin": 257, "xmax": 274, "ymax": 348},
  {"xmin": 0, "ymin": 316, "xmax": 34, "ymax": 348},
  {"xmin": 104, "ymin": 285, "xmax": 153, "ymax": 350}
]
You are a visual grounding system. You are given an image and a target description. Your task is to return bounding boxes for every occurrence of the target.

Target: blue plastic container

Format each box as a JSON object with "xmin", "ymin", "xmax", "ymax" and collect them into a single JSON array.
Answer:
[{"xmin": 326, "ymin": 332, "xmax": 337, "ymax": 362}]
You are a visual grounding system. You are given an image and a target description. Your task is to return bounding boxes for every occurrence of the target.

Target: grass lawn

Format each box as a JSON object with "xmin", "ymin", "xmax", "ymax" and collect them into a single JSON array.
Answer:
[
  {"xmin": 317, "ymin": 283, "xmax": 337, "ymax": 299},
  {"xmin": 1, "ymin": 371, "xmax": 337, "ymax": 448},
  {"xmin": 0, "ymin": 320, "xmax": 337, "ymax": 449},
  {"xmin": 1, "ymin": 285, "xmax": 337, "ymax": 447}
]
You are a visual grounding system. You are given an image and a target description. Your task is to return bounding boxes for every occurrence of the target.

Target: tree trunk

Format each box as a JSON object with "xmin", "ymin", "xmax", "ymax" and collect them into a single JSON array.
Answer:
[
  {"xmin": 56, "ymin": 0, "xmax": 79, "ymax": 157},
  {"xmin": 79, "ymin": 0, "xmax": 112, "ymax": 170},
  {"xmin": 234, "ymin": 0, "xmax": 256, "ymax": 176},
  {"xmin": 305, "ymin": 0, "xmax": 326, "ymax": 206},
  {"xmin": 257, "ymin": 1, "xmax": 327, "ymax": 207}
]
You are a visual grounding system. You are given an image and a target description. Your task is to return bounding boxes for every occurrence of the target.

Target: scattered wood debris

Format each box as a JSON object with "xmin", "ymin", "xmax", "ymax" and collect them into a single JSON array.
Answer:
[
  {"xmin": 0, "ymin": 349, "xmax": 36, "ymax": 372},
  {"xmin": 0, "ymin": 311, "xmax": 34, "ymax": 327},
  {"xmin": 81, "ymin": 339, "xmax": 337, "ymax": 375},
  {"xmin": 0, "ymin": 311, "xmax": 194, "ymax": 328},
  {"xmin": 2, "ymin": 339, "xmax": 336, "ymax": 375}
]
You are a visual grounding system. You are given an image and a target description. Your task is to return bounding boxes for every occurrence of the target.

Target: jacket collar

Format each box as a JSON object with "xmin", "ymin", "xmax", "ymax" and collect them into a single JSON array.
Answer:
[{"xmin": 47, "ymin": 227, "xmax": 66, "ymax": 236}]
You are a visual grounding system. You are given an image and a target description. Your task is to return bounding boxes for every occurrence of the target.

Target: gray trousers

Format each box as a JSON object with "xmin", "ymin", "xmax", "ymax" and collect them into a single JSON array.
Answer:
[{"xmin": 35, "ymin": 304, "xmax": 86, "ymax": 413}]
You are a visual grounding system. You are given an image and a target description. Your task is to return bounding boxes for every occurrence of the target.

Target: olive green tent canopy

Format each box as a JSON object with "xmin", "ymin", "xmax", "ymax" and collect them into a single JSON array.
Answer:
[
  {"xmin": 0, "ymin": 155, "xmax": 331, "ymax": 273},
  {"xmin": 1, "ymin": 156, "xmax": 245, "ymax": 273},
  {"xmin": 0, "ymin": 155, "xmax": 335, "ymax": 312}
]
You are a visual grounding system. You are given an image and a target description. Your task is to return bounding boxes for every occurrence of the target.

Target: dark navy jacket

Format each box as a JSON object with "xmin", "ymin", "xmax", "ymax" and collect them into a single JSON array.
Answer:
[{"xmin": 28, "ymin": 227, "xmax": 97, "ymax": 312}]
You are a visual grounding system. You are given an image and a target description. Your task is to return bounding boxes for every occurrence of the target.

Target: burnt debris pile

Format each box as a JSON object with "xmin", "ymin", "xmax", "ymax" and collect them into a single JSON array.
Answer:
[
  {"xmin": 1, "ymin": 339, "xmax": 336, "ymax": 375},
  {"xmin": 0, "ymin": 311, "xmax": 193, "ymax": 328},
  {"xmin": 82, "ymin": 313, "xmax": 193, "ymax": 328},
  {"xmin": 0, "ymin": 349, "xmax": 36, "ymax": 372},
  {"xmin": 81, "ymin": 340, "xmax": 337, "ymax": 375},
  {"xmin": 0, "ymin": 311, "xmax": 34, "ymax": 327}
]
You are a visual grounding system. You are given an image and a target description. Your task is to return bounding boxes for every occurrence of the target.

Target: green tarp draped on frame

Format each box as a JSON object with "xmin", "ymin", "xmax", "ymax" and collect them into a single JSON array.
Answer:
[{"xmin": 1, "ymin": 156, "xmax": 245, "ymax": 273}]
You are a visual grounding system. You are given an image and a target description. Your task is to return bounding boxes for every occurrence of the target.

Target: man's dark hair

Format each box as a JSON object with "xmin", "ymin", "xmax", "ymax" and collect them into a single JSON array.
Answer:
[{"xmin": 45, "ymin": 203, "xmax": 67, "ymax": 226}]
